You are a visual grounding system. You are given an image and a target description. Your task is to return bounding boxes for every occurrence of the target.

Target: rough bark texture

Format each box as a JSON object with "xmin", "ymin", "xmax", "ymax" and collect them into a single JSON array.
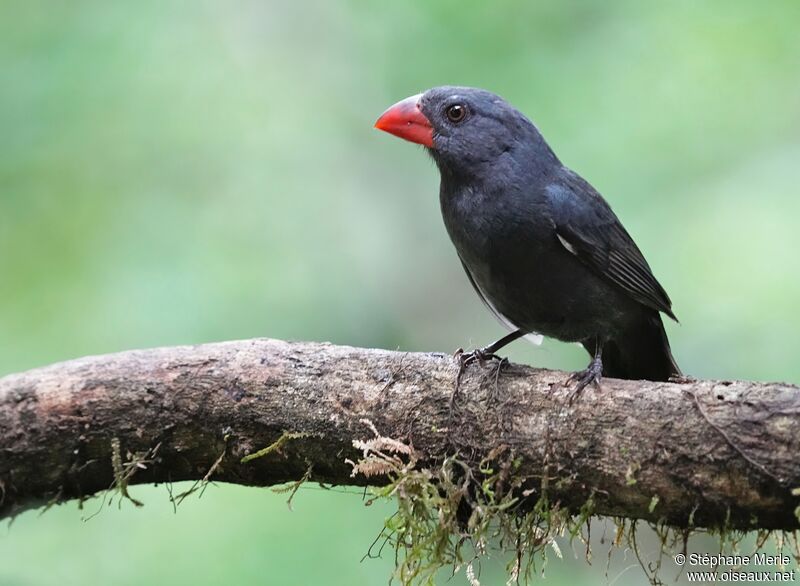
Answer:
[{"xmin": 0, "ymin": 338, "xmax": 798, "ymax": 530}]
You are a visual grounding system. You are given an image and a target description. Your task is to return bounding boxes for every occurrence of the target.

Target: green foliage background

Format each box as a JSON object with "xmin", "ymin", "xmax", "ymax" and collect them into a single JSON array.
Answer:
[{"xmin": 1, "ymin": 1, "xmax": 798, "ymax": 584}]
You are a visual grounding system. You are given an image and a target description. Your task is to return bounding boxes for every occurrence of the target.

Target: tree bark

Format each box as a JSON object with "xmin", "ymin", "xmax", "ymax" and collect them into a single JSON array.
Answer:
[{"xmin": 1, "ymin": 338, "xmax": 798, "ymax": 530}]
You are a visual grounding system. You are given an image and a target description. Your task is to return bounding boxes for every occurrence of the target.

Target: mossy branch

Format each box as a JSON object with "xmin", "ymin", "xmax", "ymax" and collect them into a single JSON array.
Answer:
[{"xmin": 0, "ymin": 338, "xmax": 798, "ymax": 532}]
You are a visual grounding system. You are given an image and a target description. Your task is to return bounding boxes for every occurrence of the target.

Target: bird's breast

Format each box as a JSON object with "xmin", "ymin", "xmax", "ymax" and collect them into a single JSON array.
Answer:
[
  {"xmin": 440, "ymin": 183, "xmax": 550, "ymax": 266},
  {"xmin": 439, "ymin": 182, "xmax": 625, "ymax": 341}
]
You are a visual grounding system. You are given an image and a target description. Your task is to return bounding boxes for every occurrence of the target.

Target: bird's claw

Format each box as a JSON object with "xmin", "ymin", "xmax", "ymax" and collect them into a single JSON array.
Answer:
[
  {"xmin": 455, "ymin": 347, "xmax": 502, "ymax": 368},
  {"xmin": 668, "ymin": 373, "xmax": 696, "ymax": 384},
  {"xmin": 451, "ymin": 347, "xmax": 508, "ymax": 408},
  {"xmin": 565, "ymin": 358, "xmax": 603, "ymax": 403}
]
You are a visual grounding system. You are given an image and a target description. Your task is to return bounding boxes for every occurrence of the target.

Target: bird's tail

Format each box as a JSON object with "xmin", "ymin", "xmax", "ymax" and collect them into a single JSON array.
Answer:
[{"xmin": 590, "ymin": 313, "xmax": 680, "ymax": 382}]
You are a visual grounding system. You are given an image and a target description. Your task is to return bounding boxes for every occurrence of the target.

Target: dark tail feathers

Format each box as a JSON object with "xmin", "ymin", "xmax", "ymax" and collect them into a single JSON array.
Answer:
[{"xmin": 586, "ymin": 313, "xmax": 680, "ymax": 381}]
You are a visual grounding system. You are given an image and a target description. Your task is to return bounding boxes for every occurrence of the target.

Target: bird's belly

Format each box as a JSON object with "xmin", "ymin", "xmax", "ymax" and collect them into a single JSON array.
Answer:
[
  {"xmin": 463, "ymin": 246, "xmax": 629, "ymax": 343},
  {"xmin": 441, "ymin": 190, "xmax": 634, "ymax": 342}
]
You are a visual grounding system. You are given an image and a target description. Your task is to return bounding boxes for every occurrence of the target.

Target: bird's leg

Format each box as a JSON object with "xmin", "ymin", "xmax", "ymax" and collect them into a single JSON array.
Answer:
[
  {"xmin": 455, "ymin": 329, "xmax": 526, "ymax": 368},
  {"xmin": 566, "ymin": 340, "xmax": 604, "ymax": 402},
  {"xmin": 452, "ymin": 330, "xmax": 525, "ymax": 407}
]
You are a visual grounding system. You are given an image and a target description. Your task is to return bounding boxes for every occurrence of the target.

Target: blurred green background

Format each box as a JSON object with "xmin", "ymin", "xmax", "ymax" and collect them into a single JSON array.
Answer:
[{"xmin": 1, "ymin": 0, "xmax": 799, "ymax": 584}]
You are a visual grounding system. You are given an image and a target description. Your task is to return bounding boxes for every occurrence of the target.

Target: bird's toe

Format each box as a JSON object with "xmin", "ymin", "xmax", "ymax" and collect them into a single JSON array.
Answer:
[{"xmin": 566, "ymin": 360, "xmax": 603, "ymax": 403}]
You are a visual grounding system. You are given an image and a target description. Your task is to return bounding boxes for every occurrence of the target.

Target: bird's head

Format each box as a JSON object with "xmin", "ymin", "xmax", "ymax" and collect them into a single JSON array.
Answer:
[{"xmin": 375, "ymin": 86, "xmax": 557, "ymax": 181}]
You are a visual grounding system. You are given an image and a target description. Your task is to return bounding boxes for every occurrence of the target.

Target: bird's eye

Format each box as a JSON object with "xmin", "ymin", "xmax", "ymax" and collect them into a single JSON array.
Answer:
[{"xmin": 445, "ymin": 104, "xmax": 467, "ymax": 123}]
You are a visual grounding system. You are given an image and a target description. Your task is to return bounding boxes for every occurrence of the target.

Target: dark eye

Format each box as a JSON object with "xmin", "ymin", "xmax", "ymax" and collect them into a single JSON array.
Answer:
[{"xmin": 445, "ymin": 104, "xmax": 467, "ymax": 123}]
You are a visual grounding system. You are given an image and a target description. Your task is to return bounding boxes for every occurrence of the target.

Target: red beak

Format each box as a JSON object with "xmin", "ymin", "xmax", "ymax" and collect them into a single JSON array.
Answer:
[{"xmin": 374, "ymin": 93, "xmax": 434, "ymax": 148}]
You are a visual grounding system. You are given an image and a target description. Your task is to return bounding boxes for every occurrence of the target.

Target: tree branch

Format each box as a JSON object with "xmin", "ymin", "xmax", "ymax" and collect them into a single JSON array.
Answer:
[{"xmin": 1, "ymin": 338, "xmax": 798, "ymax": 530}]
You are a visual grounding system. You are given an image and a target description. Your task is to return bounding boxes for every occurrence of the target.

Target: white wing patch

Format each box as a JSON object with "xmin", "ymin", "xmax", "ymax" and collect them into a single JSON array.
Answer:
[
  {"xmin": 557, "ymin": 233, "xmax": 578, "ymax": 255},
  {"xmin": 524, "ymin": 332, "xmax": 545, "ymax": 345}
]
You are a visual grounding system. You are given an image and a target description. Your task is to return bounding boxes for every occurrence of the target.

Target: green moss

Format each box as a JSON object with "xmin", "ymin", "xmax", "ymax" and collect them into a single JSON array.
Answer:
[
  {"xmin": 272, "ymin": 463, "xmax": 313, "ymax": 511},
  {"xmin": 81, "ymin": 437, "xmax": 162, "ymax": 520},
  {"xmin": 350, "ymin": 427, "xmax": 800, "ymax": 585},
  {"xmin": 171, "ymin": 433, "xmax": 230, "ymax": 507},
  {"xmin": 649, "ymin": 495, "xmax": 660, "ymax": 513},
  {"xmin": 240, "ymin": 431, "xmax": 309, "ymax": 464},
  {"xmin": 350, "ymin": 428, "xmax": 594, "ymax": 585},
  {"xmin": 110, "ymin": 437, "xmax": 162, "ymax": 508}
]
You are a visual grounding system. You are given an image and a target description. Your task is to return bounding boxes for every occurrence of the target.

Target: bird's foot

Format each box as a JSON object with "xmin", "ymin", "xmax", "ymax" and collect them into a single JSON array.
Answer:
[
  {"xmin": 668, "ymin": 373, "xmax": 696, "ymax": 384},
  {"xmin": 454, "ymin": 346, "xmax": 504, "ymax": 369},
  {"xmin": 451, "ymin": 347, "xmax": 508, "ymax": 408},
  {"xmin": 565, "ymin": 356, "xmax": 603, "ymax": 403}
]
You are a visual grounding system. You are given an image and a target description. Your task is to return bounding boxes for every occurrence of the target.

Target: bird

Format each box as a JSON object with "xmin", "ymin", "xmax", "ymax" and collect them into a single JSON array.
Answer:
[{"xmin": 374, "ymin": 86, "xmax": 680, "ymax": 391}]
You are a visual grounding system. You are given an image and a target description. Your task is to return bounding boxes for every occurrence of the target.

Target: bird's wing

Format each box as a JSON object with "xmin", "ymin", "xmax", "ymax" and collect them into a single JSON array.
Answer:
[
  {"xmin": 459, "ymin": 258, "xmax": 543, "ymax": 345},
  {"xmin": 547, "ymin": 174, "xmax": 677, "ymax": 321}
]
